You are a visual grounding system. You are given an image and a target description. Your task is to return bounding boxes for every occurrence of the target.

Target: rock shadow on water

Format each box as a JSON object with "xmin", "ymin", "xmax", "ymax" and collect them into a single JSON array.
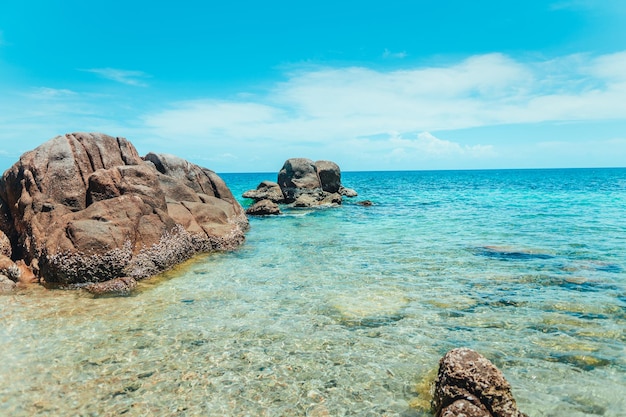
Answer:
[
  {"xmin": 544, "ymin": 352, "xmax": 613, "ymax": 371},
  {"xmin": 558, "ymin": 277, "xmax": 619, "ymax": 293},
  {"xmin": 472, "ymin": 245, "xmax": 555, "ymax": 261}
]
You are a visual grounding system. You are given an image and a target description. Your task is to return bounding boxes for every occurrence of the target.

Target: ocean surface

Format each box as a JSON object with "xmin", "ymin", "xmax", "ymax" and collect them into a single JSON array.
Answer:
[{"xmin": 1, "ymin": 168, "xmax": 625, "ymax": 416}]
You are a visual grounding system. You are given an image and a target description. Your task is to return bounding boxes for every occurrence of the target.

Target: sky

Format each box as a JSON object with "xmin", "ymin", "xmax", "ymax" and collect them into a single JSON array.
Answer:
[{"xmin": 1, "ymin": 0, "xmax": 626, "ymax": 173}]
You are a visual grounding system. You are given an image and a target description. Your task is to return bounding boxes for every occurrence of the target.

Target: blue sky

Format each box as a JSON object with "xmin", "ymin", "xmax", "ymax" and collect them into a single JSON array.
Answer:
[{"xmin": 1, "ymin": 0, "xmax": 625, "ymax": 172}]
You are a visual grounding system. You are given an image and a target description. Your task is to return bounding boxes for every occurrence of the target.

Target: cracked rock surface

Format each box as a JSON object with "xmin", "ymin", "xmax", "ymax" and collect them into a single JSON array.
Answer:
[
  {"xmin": 0, "ymin": 132, "xmax": 248, "ymax": 286},
  {"xmin": 433, "ymin": 348, "xmax": 528, "ymax": 417}
]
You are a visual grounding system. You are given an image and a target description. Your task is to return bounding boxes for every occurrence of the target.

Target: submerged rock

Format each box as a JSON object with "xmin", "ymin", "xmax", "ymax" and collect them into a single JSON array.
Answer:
[
  {"xmin": 433, "ymin": 348, "xmax": 527, "ymax": 417},
  {"xmin": 329, "ymin": 291, "xmax": 408, "ymax": 328},
  {"xmin": 84, "ymin": 276, "xmax": 137, "ymax": 296},
  {"xmin": 0, "ymin": 132, "xmax": 249, "ymax": 286},
  {"xmin": 243, "ymin": 158, "xmax": 357, "ymax": 211}
]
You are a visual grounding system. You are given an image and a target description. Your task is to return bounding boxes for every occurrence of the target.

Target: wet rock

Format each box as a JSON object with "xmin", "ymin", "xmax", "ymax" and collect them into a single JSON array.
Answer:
[
  {"xmin": 0, "ymin": 230, "xmax": 10, "ymax": 258},
  {"xmin": 433, "ymin": 348, "xmax": 527, "ymax": 417},
  {"xmin": 0, "ymin": 255, "xmax": 13, "ymax": 273},
  {"xmin": 0, "ymin": 255, "xmax": 20, "ymax": 282},
  {"xmin": 357, "ymin": 200, "xmax": 373, "ymax": 206},
  {"xmin": 243, "ymin": 158, "xmax": 357, "ymax": 208},
  {"xmin": 0, "ymin": 274, "xmax": 16, "ymax": 292},
  {"xmin": 84, "ymin": 276, "xmax": 137, "ymax": 296},
  {"xmin": 243, "ymin": 181, "xmax": 283, "ymax": 203},
  {"xmin": 15, "ymin": 260, "xmax": 38, "ymax": 284},
  {"xmin": 246, "ymin": 199, "xmax": 281, "ymax": 216},
  {"xmin": 0, "ymin": 132, "xmax": 249, "ymax": 286},
  {"xmin": 441, "ymin": 399, "xmax": 491, "ymax": 417},
  {"xmin": 339, "ymin": 187, "xmax": 358, "ymax": 198}
]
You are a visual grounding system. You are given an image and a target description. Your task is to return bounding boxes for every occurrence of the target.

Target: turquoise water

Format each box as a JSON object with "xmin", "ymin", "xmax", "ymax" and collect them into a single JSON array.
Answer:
[{"xmin": 1, "ymin": 168, "xmax": 625, "ymax": 416}]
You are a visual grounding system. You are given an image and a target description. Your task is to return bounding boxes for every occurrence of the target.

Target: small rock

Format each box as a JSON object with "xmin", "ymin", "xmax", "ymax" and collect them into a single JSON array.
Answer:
[
  {"xmin": 0, "ymin": 274, "xmax": 16, "ymax": 293},
  {"xmin": 0, "ymin": 255, "xmax": 14, "ymax": 273},
  {"xmin": 15, "ymin": 260, "xmax": 38, "ymax": 284},
  {"xmin": 242, "ymin": 181, "xmax": 284, "ymax": 203},
  {"xmin": 84, "ymin": 276, "xmax": 137, "ymax": 296},
  {"xmin": 246, "ymin": 199, "xmax": 281, "ymax": 216},
  {"xmin": 433, "ymin": 348, "xmax": 527, "ymax": 417},
  {"xmin": 357, "ymin": 200, "xmax": 373, "ymax": 206},
  {"xmin": 340, "ymin": 187, "xmax": 358, "ymax": 198}
]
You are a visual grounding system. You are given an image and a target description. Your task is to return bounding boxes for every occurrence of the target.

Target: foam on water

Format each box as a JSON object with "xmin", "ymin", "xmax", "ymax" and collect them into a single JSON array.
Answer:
[{"xmin": 1, "ymin": 168, "xmax": 625, "ymax": 416}]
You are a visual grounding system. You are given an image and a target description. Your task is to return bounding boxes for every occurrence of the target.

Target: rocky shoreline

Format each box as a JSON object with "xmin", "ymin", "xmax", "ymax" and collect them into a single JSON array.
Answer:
[
  {"xmin": 0, "ymin": 134, "xmax": 528, "ymax": 416},
  {"xmin": 0, "ymin": 132, "xmax": 248, "ymax": 295}
]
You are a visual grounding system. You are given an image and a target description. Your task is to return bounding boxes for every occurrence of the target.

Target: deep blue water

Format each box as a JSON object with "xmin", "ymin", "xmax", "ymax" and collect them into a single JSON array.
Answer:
[{"xmin": 1, "ymin": 168, "xmax": 625, "ymax": 416}]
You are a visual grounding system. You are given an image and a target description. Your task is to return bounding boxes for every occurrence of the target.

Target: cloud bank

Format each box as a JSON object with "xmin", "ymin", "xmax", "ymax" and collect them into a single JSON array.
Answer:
[
  {"xmin": 139, "ymin": 51, "xmax": 626, "ymax": 169},
  {"xmin": 2, "ymin": 51, "xmax": 626, "ymax": 171}
]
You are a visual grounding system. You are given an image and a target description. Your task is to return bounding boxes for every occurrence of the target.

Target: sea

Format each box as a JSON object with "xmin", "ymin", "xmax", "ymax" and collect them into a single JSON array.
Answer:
[{"xmin": 1, "ymin": 168, "xmax": 625, "ymax": 416}]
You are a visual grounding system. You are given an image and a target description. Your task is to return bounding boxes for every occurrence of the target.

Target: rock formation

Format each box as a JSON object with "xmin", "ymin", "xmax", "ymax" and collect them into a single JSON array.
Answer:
[
  {"xmin": 0, "ymin": 133, "xmax": 248, "ymax": 291},
  {"xmin": 246, "ymin": 199, "xmax": 281, "ymax": 216},
  {"xmin": 433, "ymin": 348, "xmax": 527, "ymax": 417},
  {"xmin": 243, "ymin": 158, "xmax": 357, "ymax": 213}
]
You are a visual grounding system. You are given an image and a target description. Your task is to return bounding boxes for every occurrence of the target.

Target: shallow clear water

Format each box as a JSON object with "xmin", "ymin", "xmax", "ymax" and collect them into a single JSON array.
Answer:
[{"xmin": 1, "ymin": 168, "xmax": 625, "ymax": 416}]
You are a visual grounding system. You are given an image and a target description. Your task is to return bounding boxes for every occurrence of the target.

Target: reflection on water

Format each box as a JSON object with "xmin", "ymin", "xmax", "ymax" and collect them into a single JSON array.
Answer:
[{"xmin": 1, "ymin": 169, "xmax": 625, "ymax": 416}]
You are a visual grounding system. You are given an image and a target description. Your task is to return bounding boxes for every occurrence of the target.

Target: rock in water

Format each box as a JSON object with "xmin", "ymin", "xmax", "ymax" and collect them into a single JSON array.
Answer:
[
  {"xmin": 433, "ymin": 348, "xmax": 527, "ymax": 417},
  {"xmin": 278, "ymin": 158, "xmax": 323, "ymax": 202},
  {"xmin": 243, "ymin": 158, "xmax": 357, "ymax": 210},
  {"xmin": 0, "ymin": 133, "xmax": 249, "ymax": 285},
  {"xmin": 84, "ymin": 276, "xmax": 137, "ymax": 296},
  {"xmin": 242, "ymin": 181, "xmax": 284, "ymax": 203},
  {"xmin": 245, "ymin": 199, "xmax": 281, "ymax": 215}
]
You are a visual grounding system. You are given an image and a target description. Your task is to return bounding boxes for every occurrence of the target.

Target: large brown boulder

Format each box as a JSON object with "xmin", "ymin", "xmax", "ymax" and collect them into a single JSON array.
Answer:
[
  {"xmin": 244, "ymin": 158, "xmax": 357, "ymax": 210},
  {"xmin": 433, "ymin": 348, "xmax": 527, "ymax": 417},
  {"xmin": 0, "ymin": 132, "xmax": 248, "ymax": 286},
  {"xmin": 278, "ymin": 158, "xmax": 321, "ymax": 202}
]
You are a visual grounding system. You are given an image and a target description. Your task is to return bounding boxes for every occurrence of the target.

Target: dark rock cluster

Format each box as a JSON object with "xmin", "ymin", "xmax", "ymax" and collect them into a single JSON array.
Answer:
[
  {"xmin": 433, "ymin": 348, "xmax": 528, "ymax": 417},
  {"xmin": 243, "ymin": 158, "xmax": 357, "ymax": 215},
  {"xmin": 0, "ymin": 132, "xmax": 248, "ymax": 294}
]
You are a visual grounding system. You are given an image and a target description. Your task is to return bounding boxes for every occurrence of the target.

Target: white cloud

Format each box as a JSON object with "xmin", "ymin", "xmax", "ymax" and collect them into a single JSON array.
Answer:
[
  {"xmin": 81, "ymin": 68, "xmax": 150, "ymax": 87},
  {"xmin": 383, "ymin": 49, "xmax": 407, "ymax": 59},
  {"xmin": 26, "ymin": 87, "xmax": 78, "ymax": 99},
  {"xmin": 133, "ymin": 51, "xmax": 626, "ymax": 170},
  {"xmin": 144, "ymin": 51, "xmax": 626, "ymax": 145}
]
